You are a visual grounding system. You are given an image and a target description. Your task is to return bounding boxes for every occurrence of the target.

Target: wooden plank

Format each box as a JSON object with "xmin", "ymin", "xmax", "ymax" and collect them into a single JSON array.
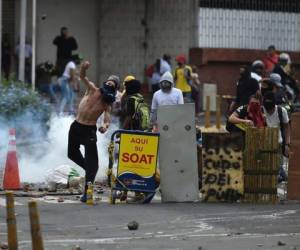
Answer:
[
  {"xmin": 243, "ymin": 127, "xmax": 279, "ymax": 203},
  {"xmin": 291, "ymin": 112, "xmax": 300, "ymax": 140}
]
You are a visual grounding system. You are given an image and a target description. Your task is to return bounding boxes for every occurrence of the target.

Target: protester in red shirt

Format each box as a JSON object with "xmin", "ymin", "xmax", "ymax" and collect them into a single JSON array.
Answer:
[{"xmin": 263, "ymin": 45, "xmax": 279, "ymax": 73}]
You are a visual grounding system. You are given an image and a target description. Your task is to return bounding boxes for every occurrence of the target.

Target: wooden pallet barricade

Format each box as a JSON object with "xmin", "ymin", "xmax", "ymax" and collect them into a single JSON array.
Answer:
[{"xmin": 243, "ymin": 127, "xmax": 279, "ymax": 203}]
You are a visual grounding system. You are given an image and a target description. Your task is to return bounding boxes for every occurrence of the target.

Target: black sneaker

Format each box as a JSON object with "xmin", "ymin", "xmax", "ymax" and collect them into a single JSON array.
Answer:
[{"xmin": 80, "ymin": 194, "xmax": 87, "ymax": 203}]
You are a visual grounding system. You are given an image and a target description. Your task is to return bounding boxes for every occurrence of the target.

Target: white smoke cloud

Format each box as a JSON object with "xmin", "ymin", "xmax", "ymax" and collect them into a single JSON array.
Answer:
[{"xmin": 1, "ymin": 114, "xmax": 119, "ymax": 183}]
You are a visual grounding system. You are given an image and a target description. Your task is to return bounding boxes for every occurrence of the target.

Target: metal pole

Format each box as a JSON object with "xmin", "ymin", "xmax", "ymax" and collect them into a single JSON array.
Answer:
[
  {"xmin": 0, "ymin": 0, "xmax": 2, "ymax": 82},
  {"xmin": 28, "ymin": 201, "xmax": 44, "ymax": 250},
  {"xmin": 18, "ymin": 0, "xmax": 27, "ymax": 82},
  {"xmin": 31, "ymin": 0, "xmax": 36, "ymax": 90},
  {"xmin": 6, "ymin": 192, "xmax": 18, "ymax": 250}
]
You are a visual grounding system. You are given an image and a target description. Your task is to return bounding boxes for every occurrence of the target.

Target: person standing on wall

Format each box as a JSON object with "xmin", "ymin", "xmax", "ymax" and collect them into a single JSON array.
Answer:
[
  {"xmin": 174, "ymin": 55, "xmax": 192, "ymax": 103},
  {"xmin": 53, "ymin": 27, "xmax": 78, "ymax": 76}
]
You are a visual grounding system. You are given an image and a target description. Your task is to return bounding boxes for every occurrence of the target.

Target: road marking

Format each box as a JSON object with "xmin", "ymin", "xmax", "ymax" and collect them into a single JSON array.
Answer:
[
  {"xmin": 0, "ymin": 197, "xmax": 23, "ymax": 207},
  {"xmin": 18, "ymin": 232, "xmax": 300, "ymax": 246}
]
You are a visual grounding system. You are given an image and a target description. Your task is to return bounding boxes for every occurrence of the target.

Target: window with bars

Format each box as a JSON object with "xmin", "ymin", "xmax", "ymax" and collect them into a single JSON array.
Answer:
[{"xmin": 199, "ymin": 0, "xmax": 300, "ymax": 13}]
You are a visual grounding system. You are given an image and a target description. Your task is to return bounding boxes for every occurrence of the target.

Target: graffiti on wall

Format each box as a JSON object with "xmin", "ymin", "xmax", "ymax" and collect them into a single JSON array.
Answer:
[{"xmin": 202, "ymin": 133, "xmax": 244, "ymax": 202}]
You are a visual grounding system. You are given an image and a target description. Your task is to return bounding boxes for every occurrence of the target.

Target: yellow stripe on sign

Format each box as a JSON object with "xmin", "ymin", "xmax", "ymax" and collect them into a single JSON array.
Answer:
[{"xmin": 118, "ymin": 133, "xmax": 159, "ymax": 178}]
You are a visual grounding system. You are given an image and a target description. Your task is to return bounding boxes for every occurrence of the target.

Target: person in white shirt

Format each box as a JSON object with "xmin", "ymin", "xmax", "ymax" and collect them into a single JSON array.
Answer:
[
  {"xmin": 150, "ymin": 71, "xmax": 184, "ymax": 130},
  {"xmin": 150, "ymin": 54, "xmax": 172, "ymax": 94},
  {"xmin": 59, "ymin": 54, "xmax": 81, "ymax": 115},
  {"xmin": 262, "ymin": 91, "xmax": 291, "ymax": 182},
  {"xmin": 160, "ymin": 54, "xmax": 172, "ymax": 75},
  {"xmin": 262, "ymin": 91, "xmax": 290, "ymax": 147}
]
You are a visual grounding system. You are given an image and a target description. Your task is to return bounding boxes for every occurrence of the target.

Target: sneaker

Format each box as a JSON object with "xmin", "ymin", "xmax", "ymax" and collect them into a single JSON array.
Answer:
[{"xmin": 80, "ymin": 194, "xmax": 87, "ymax": 203}]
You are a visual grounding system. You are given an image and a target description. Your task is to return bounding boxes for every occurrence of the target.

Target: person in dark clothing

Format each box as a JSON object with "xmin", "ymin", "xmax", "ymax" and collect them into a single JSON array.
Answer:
[
  {"xmin": 68, "ymin": 61, "xmax": 119, "ymax": 202},
  {"xmin": 122, "ymin": 79, "xmax": 143, "ymax": 130},
  {"xmin": 269, "ymin": 73, "xmax": 288, "ymax": 105},
  {"xmin": 53, "ymin": 27, "xmax": 78, "ymax": 76},
  {"xmin": 1, "ymin": 33, "xmax": 11, "ymax": 79},
  {"xmin": 273, "ymin": 53, "xmax": 299, "ymax": 102},
  {"xmin": 229, "ymin": 65, "xmax": 260, "ymax": 112},
  {"xmin": 228, "ymin": 94, "xmax": 266, "ymax": 131}
]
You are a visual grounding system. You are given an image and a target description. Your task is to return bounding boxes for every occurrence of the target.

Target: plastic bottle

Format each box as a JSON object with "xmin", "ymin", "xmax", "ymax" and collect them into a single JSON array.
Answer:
[{"xmin": 86, "ymin": 182, "xmax": 94, "ymax": 205}]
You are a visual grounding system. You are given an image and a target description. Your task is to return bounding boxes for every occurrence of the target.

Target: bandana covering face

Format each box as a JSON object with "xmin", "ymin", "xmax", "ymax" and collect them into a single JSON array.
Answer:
[
  {"xmin": 247, "ymin": 101, "xmax": 266, "ymax": 128},
  {"xmin": 263, "ymin": 99, "xmax": 275, "ymax": 111},
  {"xmin": 100, "ymin": 82, "xmax": 116, "ymax": 104}
]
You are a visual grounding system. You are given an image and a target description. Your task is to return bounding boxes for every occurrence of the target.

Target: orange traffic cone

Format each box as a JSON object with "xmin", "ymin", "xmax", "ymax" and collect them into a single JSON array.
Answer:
[{"xmin": 3, "ymin": 129, "xmax": 21, "ymax": 190}]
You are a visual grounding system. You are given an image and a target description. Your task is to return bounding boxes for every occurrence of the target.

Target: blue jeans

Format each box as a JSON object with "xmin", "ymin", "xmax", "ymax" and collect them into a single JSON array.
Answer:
[
  {"xmin": 59, "ymin": 76, "xmax": 75, "ymax": 114},
  {"xmin": 39, "ymin": 83, "xmax": 60, "ymax": 103}
]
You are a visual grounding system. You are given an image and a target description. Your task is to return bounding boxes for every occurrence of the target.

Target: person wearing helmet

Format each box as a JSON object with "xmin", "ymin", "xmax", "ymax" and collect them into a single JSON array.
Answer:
[
  {"xmin": 273, "ymin": 53, "xmax": 299, "ymax": 101},
  {"xmin": 121, "ymin": 79, "xmax": 147, "ymax": 130},
  {"xmin": 251, "ymin": 60, "xmax": 265, "ymax": 83},
  {"xmin": 119, "ymin": 75, "xmax": 136, "ymax": 125},
  {"xmin": 150, "ymin": 71, "xmax": 184, "ymax": 130},
  {"xmin": 67, "ymin": 61, "xmax": 119, "ymax": 202},
  {"xmin": 269, "ymin": 73, "xmax": 286, "ymax": 104}
]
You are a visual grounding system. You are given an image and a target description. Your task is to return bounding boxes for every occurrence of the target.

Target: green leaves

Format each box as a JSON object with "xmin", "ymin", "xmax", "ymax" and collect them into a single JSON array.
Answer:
[{"xmin": 0, "ymin": 81, "xmax": 51, "ymax": 122}]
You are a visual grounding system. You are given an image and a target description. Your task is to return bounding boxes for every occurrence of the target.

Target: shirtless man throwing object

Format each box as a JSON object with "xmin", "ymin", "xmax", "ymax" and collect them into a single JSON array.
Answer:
[{"xmin": 67, "ymin": 61, "xmax": 119, "ymax": 202}]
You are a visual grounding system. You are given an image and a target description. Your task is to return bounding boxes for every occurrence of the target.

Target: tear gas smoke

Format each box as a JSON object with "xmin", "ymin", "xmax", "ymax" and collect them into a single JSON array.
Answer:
[{"xmin": 0, "ymin": 114, "xmax": 119, "ymax": 183}]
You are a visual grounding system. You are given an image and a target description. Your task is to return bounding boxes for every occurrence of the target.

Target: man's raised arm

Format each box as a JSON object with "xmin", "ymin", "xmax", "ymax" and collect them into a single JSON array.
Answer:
[{"xmin": 80, "ymin": 61, "xmax": 97, "ymax": 90}]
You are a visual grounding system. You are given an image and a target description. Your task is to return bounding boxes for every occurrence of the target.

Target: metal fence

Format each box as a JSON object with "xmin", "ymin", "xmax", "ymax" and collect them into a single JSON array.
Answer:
[
  {"xmin": 199, "ymin": 0, "xmax": 300, "ymax": 13},
  {"xmin": 198, "ymin": 7, "xmax": 300, "ymax": 51}
]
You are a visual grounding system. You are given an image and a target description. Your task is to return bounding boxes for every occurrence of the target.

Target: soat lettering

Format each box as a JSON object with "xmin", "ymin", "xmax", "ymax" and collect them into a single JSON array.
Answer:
[
  {"xmin": 130, "ymin": 138, "xmax": 148, "ymax": 144},
  {"xmin": 122, "ymin": 153, "xmax": 154, "ymax": 164}
]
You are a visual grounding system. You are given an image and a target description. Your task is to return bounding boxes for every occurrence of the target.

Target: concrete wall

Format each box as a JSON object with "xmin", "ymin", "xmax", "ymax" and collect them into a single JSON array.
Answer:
[
  {"xmin": 98, "ymin": 0, "xmax": 198, "ymax": 83},
  {"xmin": 14, "ymin": 0, "xmax": 198, "ymax": 85},
  {"xmin": 15, "ymin": 0, "xmax": 98, "ymax": 82}
]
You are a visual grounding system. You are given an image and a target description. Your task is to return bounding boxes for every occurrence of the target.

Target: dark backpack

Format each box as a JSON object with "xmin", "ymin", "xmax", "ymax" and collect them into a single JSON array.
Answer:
[{"xmin": 129, "ymin": 94, "xmax": 151, "ymax": 131}]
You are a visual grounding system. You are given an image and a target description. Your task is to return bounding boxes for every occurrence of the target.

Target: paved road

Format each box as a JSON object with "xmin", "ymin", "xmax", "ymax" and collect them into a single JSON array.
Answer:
[{"xmin": 1, "ymin": 192, "xmax": 300, "ymax": 250}]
